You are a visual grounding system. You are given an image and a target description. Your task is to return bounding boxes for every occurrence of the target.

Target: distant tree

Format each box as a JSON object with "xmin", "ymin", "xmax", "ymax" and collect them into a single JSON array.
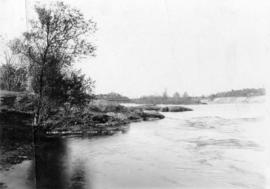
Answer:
[
  {"xmin": 10, "ymin": 1, "xmax": 96, "ymax": 125},
  {"xmin": 162, "ymin": 89, "xmax": 168, "ymax": 99},
  {"xmin": 173, "ymin": 92, "xmax": 180, "ymax": 99},
  {"xmin": 183, "ymin": 91, "xmax": 189, "ymax": 98}
]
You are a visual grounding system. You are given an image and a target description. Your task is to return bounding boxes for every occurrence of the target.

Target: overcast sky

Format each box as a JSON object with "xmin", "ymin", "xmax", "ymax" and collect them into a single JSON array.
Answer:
[{"xmin": 0, "ymin": 0, "xmax": 269, "ymax": 97}]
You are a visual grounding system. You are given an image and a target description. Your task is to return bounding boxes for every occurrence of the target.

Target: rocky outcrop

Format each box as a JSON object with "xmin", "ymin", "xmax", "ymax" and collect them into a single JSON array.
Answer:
[
  {"xmin": 44, "ymin": 107, "xmax": 165, "ymax": 135},
  {"xmin": 137, "ymin": 111, "xmax": 165, "ymax": 120},
  {"xmin": 160, "ymin": 106, "xmax": 192, "ymax": 112},
  {"xmin": 130, "ymin": 105, "xmax": 192, "ymax": 112}
]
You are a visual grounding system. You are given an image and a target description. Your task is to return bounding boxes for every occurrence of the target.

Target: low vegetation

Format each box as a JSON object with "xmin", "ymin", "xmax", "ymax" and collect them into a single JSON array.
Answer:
[{"xmin": 208, "ymin": 88, "xmax": 265, "ymax": 99}]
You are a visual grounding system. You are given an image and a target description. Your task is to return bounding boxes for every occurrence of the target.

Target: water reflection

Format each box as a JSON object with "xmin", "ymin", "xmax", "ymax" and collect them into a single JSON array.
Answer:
[
  {"xmin": 34, "ymin": 137, "xmax": 92, "ymax": 189},
  {"xmin": 0, "ymin": 111, "xmax": 35, "ymax": 189},
  {"xmin": 69, "ymin": 160, "xmax": 88, "ymax": 189},
  {"xmin": 0, "ymin": 124, "xmax": 130, "ymax": 189},
  {"xmin": 34, "ymin": 137, "xmax": 67, "ymax": 189},
  {"xmin": 0, "ymin": 132, "xmax": 91, "ymax": 189}
]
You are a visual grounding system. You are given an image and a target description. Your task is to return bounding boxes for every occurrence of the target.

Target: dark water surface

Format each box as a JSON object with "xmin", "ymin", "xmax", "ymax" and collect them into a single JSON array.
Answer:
[{"xmin": 0, "ymin": 103, "xmax": 268, "ymax": 189}]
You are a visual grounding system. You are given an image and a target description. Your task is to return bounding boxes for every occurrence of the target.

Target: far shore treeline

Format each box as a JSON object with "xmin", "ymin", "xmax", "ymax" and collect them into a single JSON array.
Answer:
[{"xmin": 96, "ymin": 88, "xmax": 265, "ymax": 104}]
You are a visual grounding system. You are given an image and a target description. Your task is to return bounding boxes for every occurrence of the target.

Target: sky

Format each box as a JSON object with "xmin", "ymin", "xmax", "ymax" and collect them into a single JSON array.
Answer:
[{"xmin": 0, "ymin": 0, "xmax": 269, "ymax": 98}]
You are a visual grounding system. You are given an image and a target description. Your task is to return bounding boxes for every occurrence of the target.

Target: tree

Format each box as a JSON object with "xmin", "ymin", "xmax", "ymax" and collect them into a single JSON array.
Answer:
[
  {"xmin": 62, "ymin": 70, "xmax": 95, "ymax": 106},
  {"xmin": 11, "ymin": 1, "xmax": 96, "ymax": 125},
  {"xmin": 162, "ymin": 89, "xmax": 168, "ymax": 99},
  {"xmin": 0, "ymin": 47, "xmax": 28, "ymax": 91},
  {"xmin": 173, "ymin": 92, "xmax": 180, "ymax": 99},
  {"xmin": 183, "ymin": 91, "xmax": 189, "ymax": 98},
  {"xmin": 0, "ymin": 63, "xmax": 28, "ymax": 91}
]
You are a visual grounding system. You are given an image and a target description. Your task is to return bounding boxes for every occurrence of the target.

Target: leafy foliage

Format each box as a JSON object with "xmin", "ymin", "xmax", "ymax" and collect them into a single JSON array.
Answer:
[
  {"xmin": 0, "ymin": 63, "xmax": 28, "ymax": 91},
  {"xmin": 10, "ymin": 1, "xmax": 96, "ymax": 124},
  {"xmin": 11, "ymin": 2, "xmax": 96, "ymax": 67}
]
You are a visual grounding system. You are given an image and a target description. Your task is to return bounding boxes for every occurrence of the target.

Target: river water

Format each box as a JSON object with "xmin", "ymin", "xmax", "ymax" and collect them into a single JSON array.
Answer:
[{"xmin": 0, "ymin": 103, "xmax": 269, "ymax": 189}]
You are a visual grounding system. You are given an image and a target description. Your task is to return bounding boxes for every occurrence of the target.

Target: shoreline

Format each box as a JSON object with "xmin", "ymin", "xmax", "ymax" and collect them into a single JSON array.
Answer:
[{"xmin": 0, "ymin": 100, "xmax": 192, "ymax": 171}]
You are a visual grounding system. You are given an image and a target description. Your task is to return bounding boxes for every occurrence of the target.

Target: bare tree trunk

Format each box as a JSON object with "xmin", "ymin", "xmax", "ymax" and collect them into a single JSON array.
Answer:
[{"xmin": 35, "ymin": 67, "xmax": 44, "ymax": 126}]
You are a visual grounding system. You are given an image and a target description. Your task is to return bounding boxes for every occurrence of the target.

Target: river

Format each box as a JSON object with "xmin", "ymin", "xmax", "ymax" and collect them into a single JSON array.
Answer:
[{"xmin": 0, "ymin": 103, "xmax": 269, "ymax": 189}]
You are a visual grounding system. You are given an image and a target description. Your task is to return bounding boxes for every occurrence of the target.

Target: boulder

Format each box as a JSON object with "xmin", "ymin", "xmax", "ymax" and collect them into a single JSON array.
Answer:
[
  {"xmin": 138, "ymin": 111, "xmax": 165, "ymax": 121},
  {"xmin": 127, "ymin": 113, "xmax": 143, "ymax": 122},
  {"xmin": 128, "ymin": 105, "xmax": 192, "ymax": 113},
  {"xmin": 160, "ymin": 107, "xmax": 169, "ymax": 112},
  {"xmin": 164, "ymin": 106, "xmax": 192, "ymax": 112},
  {"xmin": 92, "ymin": 114, "xmax": 110, "ymax": 123}
]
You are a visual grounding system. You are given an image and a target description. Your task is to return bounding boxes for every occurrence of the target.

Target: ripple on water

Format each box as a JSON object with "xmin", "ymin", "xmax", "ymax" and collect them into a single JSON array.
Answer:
[
  {"xmin": 187, "ymin": 137, "xmax": 260, "ymax": 149},
  {"xmin": 182, "ymin": 116, "xmax": 262, "ymax": 131}
]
